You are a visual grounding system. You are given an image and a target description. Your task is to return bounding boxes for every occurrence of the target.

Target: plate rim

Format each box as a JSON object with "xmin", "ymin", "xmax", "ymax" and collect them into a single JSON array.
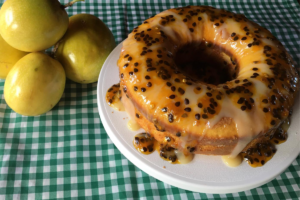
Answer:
[{"xmin": 97, "ymin": 42, "xmax": 300, "ymax": 194}]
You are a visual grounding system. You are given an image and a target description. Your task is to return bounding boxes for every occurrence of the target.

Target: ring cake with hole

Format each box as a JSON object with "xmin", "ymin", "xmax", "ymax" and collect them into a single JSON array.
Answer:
[{"xmin": 117, "ymin": 5, "xmax": 299, "ymax": 157}]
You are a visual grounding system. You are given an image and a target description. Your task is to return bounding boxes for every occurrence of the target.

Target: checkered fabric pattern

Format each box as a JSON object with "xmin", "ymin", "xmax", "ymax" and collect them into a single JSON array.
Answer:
[{"xmin": 0, "ymin": 0, "xmax": 299, "ymax": 199}]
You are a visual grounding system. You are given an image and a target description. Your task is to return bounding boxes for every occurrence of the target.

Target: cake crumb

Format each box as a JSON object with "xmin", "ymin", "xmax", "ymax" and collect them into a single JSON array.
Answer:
[{"xmin": 163, "ymin": 166, "xmax": 166, "ymax": 169}]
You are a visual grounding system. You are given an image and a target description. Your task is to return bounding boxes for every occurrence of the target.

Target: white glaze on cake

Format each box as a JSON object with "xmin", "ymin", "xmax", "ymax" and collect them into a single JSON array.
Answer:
[{"xmin": 117, "ymin": 6, "xmax": 299, "ymax": 156}]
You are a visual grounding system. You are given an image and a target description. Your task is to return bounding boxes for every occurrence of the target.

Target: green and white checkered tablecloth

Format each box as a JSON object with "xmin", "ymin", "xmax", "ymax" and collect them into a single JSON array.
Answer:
[{"xmin": 0, "ymin": 0, "xmax": 299, "ymax": 199}]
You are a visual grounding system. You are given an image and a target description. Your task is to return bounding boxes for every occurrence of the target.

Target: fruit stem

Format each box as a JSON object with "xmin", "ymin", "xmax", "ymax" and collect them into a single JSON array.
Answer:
[
  {"xmin": 51, "ymin": 42, "xmax": 60, "ymax": 58},
  {"xmin": 64, "ymin": 0, "xmax": 85, "ymax": 8}
]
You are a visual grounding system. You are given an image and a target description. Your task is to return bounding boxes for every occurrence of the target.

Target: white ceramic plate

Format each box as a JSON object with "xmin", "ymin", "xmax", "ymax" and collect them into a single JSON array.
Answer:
[{"xmin": 97, "ymin": 42, "xmax": 300, "ymax": 194}]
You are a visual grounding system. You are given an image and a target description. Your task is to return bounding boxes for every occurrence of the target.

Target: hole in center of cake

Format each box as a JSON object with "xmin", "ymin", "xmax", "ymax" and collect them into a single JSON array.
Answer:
[{"xmin": 174, "ymin": 42, "xmax": 238, "ymax": 85}]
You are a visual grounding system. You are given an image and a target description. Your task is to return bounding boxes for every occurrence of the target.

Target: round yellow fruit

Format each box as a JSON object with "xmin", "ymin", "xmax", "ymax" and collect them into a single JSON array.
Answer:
[
  {"xmin": 0, "ymin": 34, "xmax": 28, "ymax": 79},
  {"xmin": 0, "ymin": 0, "xmax": 69, "ymax": 52},
  {"xmin": 55, "ymin": 13, "xmax": 116, "ymax": 84},
  {"xmin": 4, "ymin": 53, "xmax": 66, "ymax": 116}
]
